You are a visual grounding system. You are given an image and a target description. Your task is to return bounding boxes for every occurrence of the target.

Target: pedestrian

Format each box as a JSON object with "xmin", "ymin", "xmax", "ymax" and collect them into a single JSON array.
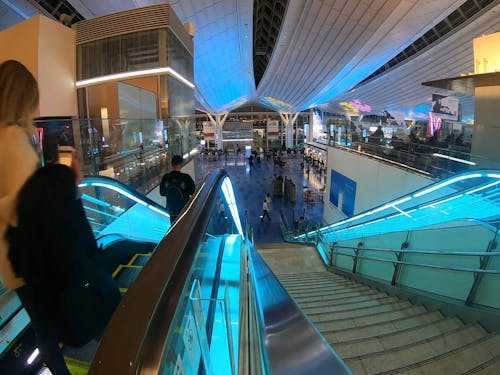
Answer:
[
  {"xmin": 160, "ymin": 155, "xmax": 196, "ymax": 223},
  {"xmin": 261, "ymin": 198, "xmax": 271, "ymax": 222},
  {"xmin": 0, "ymin": 60, "xmax": 72, "ymax": 375}
]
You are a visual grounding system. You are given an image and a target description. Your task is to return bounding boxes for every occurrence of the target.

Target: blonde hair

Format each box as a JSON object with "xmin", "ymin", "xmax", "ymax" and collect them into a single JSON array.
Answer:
[{"xmin": 0, "ymin": 60, "xmax": 39, "ymax": 132}]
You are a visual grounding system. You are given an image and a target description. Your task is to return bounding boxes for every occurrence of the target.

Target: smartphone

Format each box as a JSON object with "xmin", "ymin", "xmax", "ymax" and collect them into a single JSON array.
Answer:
[{"xmin": 58, "ymin": 146, "xmax": 74, "ymax": 166}]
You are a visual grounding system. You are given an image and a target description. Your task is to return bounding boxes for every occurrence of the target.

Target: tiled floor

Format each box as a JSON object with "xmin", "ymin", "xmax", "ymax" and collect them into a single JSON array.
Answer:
[{"xmin": 196, "ymin": 152, "xmax": 326, "ymax": 244}]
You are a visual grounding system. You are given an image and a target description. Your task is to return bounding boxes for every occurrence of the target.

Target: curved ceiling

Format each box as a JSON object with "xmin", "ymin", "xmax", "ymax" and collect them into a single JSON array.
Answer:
[{"xmin": 2, "ymin": 0, "xmax": 500, "ymax": 120}]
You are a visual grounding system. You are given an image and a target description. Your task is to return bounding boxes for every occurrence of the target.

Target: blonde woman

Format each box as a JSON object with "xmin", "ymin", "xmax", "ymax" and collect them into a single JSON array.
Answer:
[{"xmin": 0, "ymin": 60, "xmax": 71, "ymax": 374}]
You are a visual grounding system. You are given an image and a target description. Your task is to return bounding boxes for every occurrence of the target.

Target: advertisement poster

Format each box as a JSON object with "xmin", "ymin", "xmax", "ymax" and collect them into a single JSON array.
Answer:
[
  {"xmin": 267, "ymin": 120, "xmax": 279, "ymax": 139},
  {"xmin": 431, "ymin": 94, "xmax": 459, "ymax": 121},
  {"xmin": 202, "ymin": 121, "xmax": 215, "ymax": 140},
  {"xmin": 330, "ymin": 170, "xmax": 356, "ymax": 217}
]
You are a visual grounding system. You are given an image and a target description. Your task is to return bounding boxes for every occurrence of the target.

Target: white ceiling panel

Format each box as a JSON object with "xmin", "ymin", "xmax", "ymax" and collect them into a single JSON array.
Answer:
[
  {"xmin": 328, "ymin": 2, "xmax": 500, "ymax": 121},
  {"xmin": 2, "ymin": 0, "xmax": 498, "ymax": 121}
]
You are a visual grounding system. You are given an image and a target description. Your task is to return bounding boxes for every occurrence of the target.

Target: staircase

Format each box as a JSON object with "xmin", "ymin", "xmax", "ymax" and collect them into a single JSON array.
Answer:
[{"xmin": 257, "ymin": 243, "xmax": 500, "ymax": 375}]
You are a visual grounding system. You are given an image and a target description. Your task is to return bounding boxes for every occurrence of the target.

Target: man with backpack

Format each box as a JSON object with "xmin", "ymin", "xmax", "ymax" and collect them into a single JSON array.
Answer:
[{"xmin": 160, "ymin": 155, "xmax": 196, "ymax": 223}]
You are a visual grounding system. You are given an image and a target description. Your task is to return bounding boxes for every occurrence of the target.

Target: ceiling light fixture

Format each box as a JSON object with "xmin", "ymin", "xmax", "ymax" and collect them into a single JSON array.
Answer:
[{"xmin": 76, "ymin": 67, "xmax": 195, "ymax": 88}]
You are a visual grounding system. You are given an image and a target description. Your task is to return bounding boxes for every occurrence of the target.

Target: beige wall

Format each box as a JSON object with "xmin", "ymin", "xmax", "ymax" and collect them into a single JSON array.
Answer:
[
  {"xmin": 0, "ymin": 15, "xmax": 77, "ymax": 117},
  {"xmin": 323, "ymin": 147, "xmax": 432, "ymax": 224},
  {"xmin": 473, "ymin": 31, "xmax": 500, "ymax": 74},
  {"xmin": 87, "ymin": 82, "xmax": 120, "ymax": 119},
  {"xmin": 37, "ymin": 16, "xmax": 77, "ymax": 117}
]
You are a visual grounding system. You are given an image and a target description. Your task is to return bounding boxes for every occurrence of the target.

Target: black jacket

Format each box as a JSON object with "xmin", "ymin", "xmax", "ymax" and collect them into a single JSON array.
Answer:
[{"xmin": 7, "ymin": 164, "xmax": 98, "ymax": 289}]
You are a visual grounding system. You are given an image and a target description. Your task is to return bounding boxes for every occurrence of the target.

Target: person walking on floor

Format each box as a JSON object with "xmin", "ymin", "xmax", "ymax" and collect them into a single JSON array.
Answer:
[{"xmin": 261, "ymin": 198, "xmax": 271, "ymax": 222}]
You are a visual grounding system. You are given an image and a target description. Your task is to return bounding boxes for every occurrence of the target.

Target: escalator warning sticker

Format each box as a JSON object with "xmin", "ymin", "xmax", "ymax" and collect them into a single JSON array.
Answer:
[
  {"xmin": 182, "ymin": 314, "xmax": 198, "ymax": 366},
  {"xmin": 173, "ymin": 354, "xmax": 185, "ymax": 375}
]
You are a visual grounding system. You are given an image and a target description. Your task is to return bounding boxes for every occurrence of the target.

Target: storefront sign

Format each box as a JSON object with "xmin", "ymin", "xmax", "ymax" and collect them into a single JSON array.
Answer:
[{"xmin": 267, "ymin": 120, "xmax": 279, "ymax": 139}]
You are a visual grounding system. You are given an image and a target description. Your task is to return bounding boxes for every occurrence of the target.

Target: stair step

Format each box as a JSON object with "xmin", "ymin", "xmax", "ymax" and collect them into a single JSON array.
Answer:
[
  {"xmin": 285, "ymin": 284, "xmax": 371, "ymax": 299},
  {"xmin": 302, "ymin": 294, "xmax": 396, "ymax": 315},
  {"xmin": 335, "ymin": 317, "xmax": 464, "ymax": 358},
  {"xmin": 280, "ymin": 279, "xmax": 358, "ymax": 291},
  {"xmin": 292, "ymin": 289, "xmax": 383, "ymax": 308},
  {"xmin": 315, "ymin": 304, "xmax": 427, "ymax": 331},
  {"xmin": 324, "ymin": 310, "xmax": 444, "ymax": 343},
  {"xmin": 412, "ymin": 334, "xmax": 500, "ymax": 375},
  {"xmin": 279, "ymin": 273, "xmax": 347, "ymax": 281},
  {"xmin": 347, "ymin": 324, "xmax": 488, "ymax": 374},
  {"xmin": 128, "ymin": 253, "xmax": 151, "ymax": 266},
  {"xmin": 64, "ymin": 356, "xmax": 90, "ymax": 375},
  {"xmin": 310, "ymin": 299, "xmax": 411, "ymax": 323},
  {"xmin": 280, "ymin": 279, "xmax": 357, "ymax": 291},
  {"xmin": 114, "ymin": 265, "xmax": 143, "ymax": 290}
]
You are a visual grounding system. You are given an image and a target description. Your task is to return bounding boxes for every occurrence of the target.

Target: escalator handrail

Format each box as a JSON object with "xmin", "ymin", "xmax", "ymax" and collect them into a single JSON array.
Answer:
[
  {"xmin": 88, "ymin": 169, "xmax": 228, "ymax": 375},
  {"xmin": 247, "ymin": 244, "xmax": 352, "ymax": 375},
  {"xmin": 80, "ymin": 175, "xmax": 169, "ymax": 214}
]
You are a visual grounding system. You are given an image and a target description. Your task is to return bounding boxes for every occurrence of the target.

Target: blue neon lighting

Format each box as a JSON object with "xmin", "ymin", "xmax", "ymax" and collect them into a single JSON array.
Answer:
[
  {"xmin": 87, "ymin": 182, "xmax": 148, "ymax": 206},
  {"xmin": 221, "ymin": 177, "xmax": 243, "ymax": 236},
  {"xmin": 148, "ymin": 204, "xmax": 170, "ymax": 218},
  {"xmin": 413, "ymin": 174, "xmax": 482, "ymax": 198},
  {"xmin": 419, "ymin": 194, "xmax": 463, "ymax": 210}
]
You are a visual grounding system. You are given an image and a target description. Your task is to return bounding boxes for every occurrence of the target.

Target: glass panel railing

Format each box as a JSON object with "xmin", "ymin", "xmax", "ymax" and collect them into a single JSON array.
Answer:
[
  {"xmin": 34, "ymin": 117, "xmax": 199, "ymax": 194},
  {"xmin": 325, "ymin": 218, "xmax": 500, "ymax": 309}
]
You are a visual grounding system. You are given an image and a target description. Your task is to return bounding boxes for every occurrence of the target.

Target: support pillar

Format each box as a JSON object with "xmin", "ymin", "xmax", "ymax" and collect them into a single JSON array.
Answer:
[
  {"xmin": 207, "ymin": 112, "xmax": 229, "ymax": 150},
  {"xmin": 279, "ymin": 111, "xmax": 300, "ymax": 149},
  {"xmin": 471, "ymin": 84, "xmax": 500, "ymax": 168}
]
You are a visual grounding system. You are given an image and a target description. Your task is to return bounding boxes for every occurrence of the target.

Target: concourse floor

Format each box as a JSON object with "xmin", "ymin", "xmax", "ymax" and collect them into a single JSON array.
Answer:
[{"xmin": 196, "ymin": 153, "xmax": 326, "ymax": 244}]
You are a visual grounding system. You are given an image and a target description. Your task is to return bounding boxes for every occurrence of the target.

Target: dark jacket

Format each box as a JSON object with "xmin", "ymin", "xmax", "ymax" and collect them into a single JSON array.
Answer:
[
  {"xmin": 159, "ymin": 170, "xmax": 195, "ymax": 214},
  {"xmin": 7, "ymin": 164, "xmax": 98, "ymax": 289},
  {"xmin": 7, "ymin": 164, "xmax": 121, "ymax": 346}
]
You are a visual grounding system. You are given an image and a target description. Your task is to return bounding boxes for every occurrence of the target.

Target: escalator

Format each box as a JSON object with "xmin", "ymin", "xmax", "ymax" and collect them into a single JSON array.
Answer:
[{"xmin": 83, "ymin": 169, "xmax": 348, "ymax": 375}]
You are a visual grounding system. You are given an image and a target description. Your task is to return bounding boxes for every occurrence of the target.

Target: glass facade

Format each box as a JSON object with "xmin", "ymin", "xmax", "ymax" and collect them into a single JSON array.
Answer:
[{"xmin": 75, "ymin": 27, "xmax": 196, "ymax": 187}]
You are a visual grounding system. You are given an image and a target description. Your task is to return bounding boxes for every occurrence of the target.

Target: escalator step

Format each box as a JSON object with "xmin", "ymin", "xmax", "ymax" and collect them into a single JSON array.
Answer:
[
  {"xmin": 64, "ymin": 356, "xmax": 89, "ymax": 375},
  {"xmin": 114, "ymin": 265, "xmax": 143, "ymax": 290},
  {"xmin": 128, "ymin": 253, "xmax": 151, "ymax": 266}
]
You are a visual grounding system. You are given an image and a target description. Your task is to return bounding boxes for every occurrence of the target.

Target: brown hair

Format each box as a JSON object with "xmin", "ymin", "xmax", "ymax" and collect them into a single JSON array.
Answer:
[{"xmin": 0, "ymin": 60, "xmax": 39, "ymax": 131}]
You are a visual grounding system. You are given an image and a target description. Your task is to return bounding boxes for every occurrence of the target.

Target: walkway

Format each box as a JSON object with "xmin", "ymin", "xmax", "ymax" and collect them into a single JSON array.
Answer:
[{"xmin": 196, "ymin": 152, "xmax": 326, "ymax": 244}]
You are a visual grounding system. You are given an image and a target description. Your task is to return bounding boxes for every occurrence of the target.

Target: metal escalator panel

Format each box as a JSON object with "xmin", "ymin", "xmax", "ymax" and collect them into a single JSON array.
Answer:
[
  {"xmin": 304, "ymin": 170, "xmax": 500, "ymax": 244},
  {"xmin": 79, "ymin": 175, "xmax": 171, "ymax": 243}
]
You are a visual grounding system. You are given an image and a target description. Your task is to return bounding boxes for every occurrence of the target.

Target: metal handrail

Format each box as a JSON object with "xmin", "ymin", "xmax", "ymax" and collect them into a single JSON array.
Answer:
[
  {"xmin": 331, "ymin": 252, "xmax": 500, "ymax": 275},
  {"xmin": 333, "ymin": 244, "xmax": 500, "ymax": 257},
  {"xmin": 88, "ymin": 169, "xmax": 227, "ymax": 375}
]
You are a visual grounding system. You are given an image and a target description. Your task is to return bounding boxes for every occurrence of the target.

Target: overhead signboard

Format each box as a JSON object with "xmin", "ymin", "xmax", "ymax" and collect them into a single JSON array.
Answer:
[
  {"xmin": 202, "ymin": 121, "xmax": 215, "ymax": 140},
  {"xmin": 431, "ymin": 94, "xmax": 459, "ymax": 121},
  {"xmin": 267, "ymin": 120, "xmax": 279, "ymax": 139}
]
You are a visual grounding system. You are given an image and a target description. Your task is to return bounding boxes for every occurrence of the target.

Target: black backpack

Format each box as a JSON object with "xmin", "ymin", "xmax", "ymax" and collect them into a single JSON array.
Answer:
[{"xmin": 163, "ymin": 181, "xmax": 186, "ymax": 215}]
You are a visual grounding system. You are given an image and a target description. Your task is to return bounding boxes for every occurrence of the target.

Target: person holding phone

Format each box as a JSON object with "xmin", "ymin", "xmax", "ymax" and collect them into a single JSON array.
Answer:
[{"xmin": 0, "ymin": 60, "xmax": 72, "ymax": 374}]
